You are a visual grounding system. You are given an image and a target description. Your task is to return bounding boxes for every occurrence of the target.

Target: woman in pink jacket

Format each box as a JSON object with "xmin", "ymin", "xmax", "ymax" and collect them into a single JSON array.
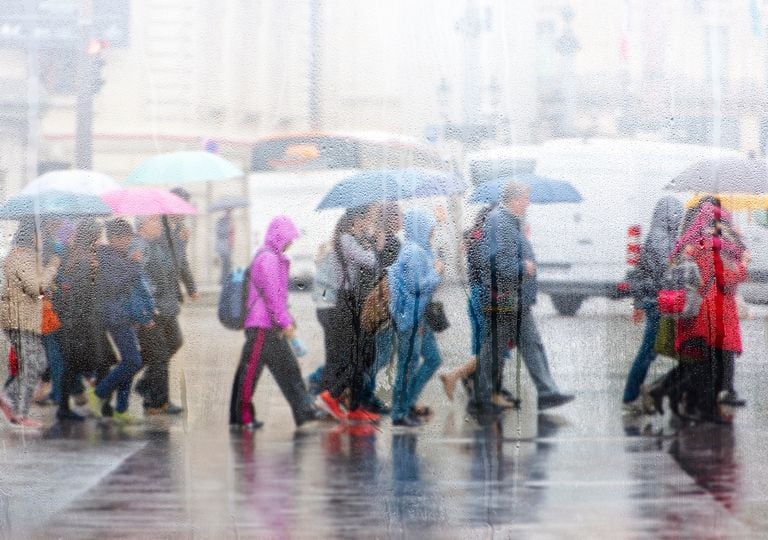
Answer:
[{"xmin": 229, "ymin": 216, "xmax": 318, "ymax": 430}]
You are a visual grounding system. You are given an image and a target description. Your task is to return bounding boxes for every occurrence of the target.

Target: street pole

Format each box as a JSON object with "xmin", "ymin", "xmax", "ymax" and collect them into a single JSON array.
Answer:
[
  {"xmin": 24, "ymin": 0, "xmax": 40, "ymax": 185},
  {"xmin": 75, "ymin": 0, "xmax": 94, "ymax": 169},
  {"xmin": 308, "ymin": 0, "xmax": 322, "ymax": 130}
]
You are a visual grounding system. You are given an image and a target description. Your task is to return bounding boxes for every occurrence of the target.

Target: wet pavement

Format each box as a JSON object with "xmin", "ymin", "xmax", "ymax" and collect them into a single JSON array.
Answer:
[{"xmin": 2, "ymin": 286, "xmax": 768, "ymax": 538}]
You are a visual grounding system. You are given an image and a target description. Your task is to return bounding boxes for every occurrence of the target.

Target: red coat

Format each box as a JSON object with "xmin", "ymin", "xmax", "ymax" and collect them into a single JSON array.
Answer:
[{"xmin": 675, "ymin": 238, "xmax": 747, "ymax": 355}]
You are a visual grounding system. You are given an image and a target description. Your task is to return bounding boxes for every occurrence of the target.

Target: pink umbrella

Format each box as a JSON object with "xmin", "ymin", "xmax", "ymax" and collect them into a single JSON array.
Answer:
[{"xmin": 101, "ymin": 187, "xmax": 197, "ymax": 216}]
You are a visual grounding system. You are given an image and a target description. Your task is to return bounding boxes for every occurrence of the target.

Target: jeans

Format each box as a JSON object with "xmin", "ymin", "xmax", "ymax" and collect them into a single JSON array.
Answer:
[
  {"xmin": 96, "ymin": 325, "xmax": 143, "ymax": 413},
  {"xmin": 43, "ymin": 333, "xmax": 64, "ymax": 404},
  {"xmin": 361, "ymin": 324, "xmax": 396, "ymax": 404},
  {"xmin": 622, "ymin": 302, "xmax": 661, "ymax": 403},
  {"xmin": 392, "ymin": 324, "xmax": 442, "ymax": 421}
]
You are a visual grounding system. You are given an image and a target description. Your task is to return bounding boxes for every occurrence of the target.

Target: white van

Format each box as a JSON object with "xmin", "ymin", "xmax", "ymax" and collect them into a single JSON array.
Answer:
[{"xmin": 466, "ymin": 138, "xmax": 768, "ymax": 315}]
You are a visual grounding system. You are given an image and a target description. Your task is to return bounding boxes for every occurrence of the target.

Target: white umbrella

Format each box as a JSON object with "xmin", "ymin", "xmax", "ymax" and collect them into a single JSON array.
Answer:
[{"xmin": 21, "ymin": 169, "xmax": 120, "ymax": 196}]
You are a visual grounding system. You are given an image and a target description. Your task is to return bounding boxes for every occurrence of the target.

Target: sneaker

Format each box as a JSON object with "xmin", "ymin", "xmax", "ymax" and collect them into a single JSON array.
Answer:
[
  {"xmin": 492, "ymin": 393, "xmax": 517, "ymax": 409},
  {"xmin": 85, "ymin": 387, "xmax": 104, "ymax": 418},
  {"xmin": 347, "ymin": 408, "xmax": 380, "ymax": 423},
  {"xmin": 315, "ymin": 391, "xmax": 347, "ymax": 422},
  {"xmin": 73, "ymin": 392, "xmax": 88, "ymax": 407},
  {"xmin": 718, "ymin": 390, "xmax": 746, "ymax": 407},
  {"xmin": 392, "ymin": 414, "xmax": 421, "ymax": 428},
  {"xmin": 56, "ymin": 409, "xmax": 86, "ymax": 422},
  {"xmin": 11, "ymin": 417, "xmax": 43, "ymax": 429},
  {"xmin": 364, "ymin": 397, "xmax": 390, "ymax": 415},
  {"xmin": 622, "ymin": 401, "xmax": 644, "ymax": 416},
  {"xmin": 0, "ymin": 394, "xmax": 15, "ymax": 423},
  {"xmin": 498, "ymin": 388, "xmax": 521, "ymax": 407},
  {"xmin": 165, "ymin": 403, "xmax": 184, "ymax": 415},
  {"xmin": 113, "ymin": 411, "xmax": 141, "ymax": 426},
  {"xmin": 538, "ymin": 393, "xmax": 575, "ymax": 411}
]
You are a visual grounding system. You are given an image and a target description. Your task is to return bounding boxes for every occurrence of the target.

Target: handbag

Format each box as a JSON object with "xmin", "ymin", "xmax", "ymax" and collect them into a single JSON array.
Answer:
[
  {"xmin": 653, "ymin": 316, "xmax": 676, "ymax": 357},
  {"xmin": 361, "ymin": 275, "xmax": 390, "ymax": 333},
  {"xmin": 656, "ymin": 257, "xmax": 710, "ymax": 320},
  {"xmin": 41, "ymin": 298, "xmax": 62, "ymax": 335},
  {"xmin": 424, "ymin": 301, "xmax": 450, "ymax": 332}
]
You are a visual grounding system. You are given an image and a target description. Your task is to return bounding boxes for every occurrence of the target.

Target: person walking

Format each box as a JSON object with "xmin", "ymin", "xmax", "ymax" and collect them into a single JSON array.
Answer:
[
  {"xmin": 622, "ymin": 197, "xmax": 684, "ymax": 414},
  {"xmin": 0, "ymin": 223, "xmax": 61, "ymax": 428},
  {"xmin": 85, "ymin": 219, "xmax": 154, "ymax": 424},
  {"xmin": 388, "ymin": 209, "xmax": 444, "ymax": 427},
  {"xmin": 216, "ymin": 209, "xmax": 235, "ymax": 284},
  {"xmin": 133, "ymin": 215, "xmax": 187, "ymax": 415},
  {"xmin": 472, "ymin": 181, "xmax": 574, "ymax": 416},
  {"xmin": 56, "ymin": 219, "xmax": 110, "ymax": 421},
  {"xmin": 228, "ymin": 215, "xmax": 318, "ymax": 430},
  {"xmin": 647, "ymin": 201, "xmax": 749, "ymax": 422}
]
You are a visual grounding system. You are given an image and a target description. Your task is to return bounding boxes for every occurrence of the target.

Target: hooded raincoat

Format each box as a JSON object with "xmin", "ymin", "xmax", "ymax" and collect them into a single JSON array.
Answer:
[
  {"xmin": 388, "ymin": 209, "xmax": 441, "ymax": 331},
  {"xmin": 244, "ymin": 216, "xmax": 299, "ymax": 330}
]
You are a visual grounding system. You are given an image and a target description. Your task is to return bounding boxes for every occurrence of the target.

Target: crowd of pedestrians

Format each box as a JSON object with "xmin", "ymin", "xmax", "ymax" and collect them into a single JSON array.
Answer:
[
  {"xmin": 0, "ymin": 178, "xmax": 749, "ymax": 432},
  {"xmin": 0, "ymin": 207, "xmax": 196, "ymax": 428}
]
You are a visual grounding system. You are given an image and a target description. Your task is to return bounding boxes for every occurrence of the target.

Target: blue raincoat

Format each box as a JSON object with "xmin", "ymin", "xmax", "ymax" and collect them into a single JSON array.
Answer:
[{"xmin": 388, "ymin": 209, "xmax": 442, "ymax": 331}]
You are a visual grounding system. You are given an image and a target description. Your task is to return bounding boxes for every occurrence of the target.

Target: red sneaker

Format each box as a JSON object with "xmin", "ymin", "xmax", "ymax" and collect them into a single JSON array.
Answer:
[
  {"xmin": 316, "ymin": 391, "xmax": 347, "ymax": 422},
  {"xmin": 11, "ymin": 417, "xmax": 43, "ymax": 429},
  {"xmin": 347, "ymin": 408, "xmax": 380, "ymax": 424}
]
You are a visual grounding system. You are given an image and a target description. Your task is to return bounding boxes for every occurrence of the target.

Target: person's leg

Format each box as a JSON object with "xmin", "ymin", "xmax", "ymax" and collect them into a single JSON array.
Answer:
[
  {"xmin": 43, "ymin": 333, "xmax": 64, "ymax": 404},
  {"xmin": 229, "ymin": 328, "xmax": 267, "ymax": 426},
  {"xmin": 517, "ymin": 308, "xmax": 560, "ymax": 397},
  {"xmin": 361, "ymin": 324, "xmax": 395, "ymax": 404},
  {"xmin": 263, "ymin": 330, "xmax": 315, "ymax": 425},
  {"xmin": 95, "ymin": 326, "xmax": 143, "ymax": 410},
  {"xmin": 11, "ymin": 333, "xmax": 48, "ymax": 419},
  {"xmin": 404, "ymin": 326, "xmax": 442, "ymax": 409},
  {"xmin": 392, "ymin": 325, "xmax": 421, "ymax": 422},
  {"xmin": 622, "ymin": 304, "xmax": 661, "ymax": 403},
  {"xmin": 473, "ymin": 311, "xmax": 513, "ymax": 411},
  {"xmin": 136, "ymin": 323, "xmax": 170, "ymax": 409},
  {"xmin": 229, "ymin": 329, "xmax": 257, "ymax": 425}
]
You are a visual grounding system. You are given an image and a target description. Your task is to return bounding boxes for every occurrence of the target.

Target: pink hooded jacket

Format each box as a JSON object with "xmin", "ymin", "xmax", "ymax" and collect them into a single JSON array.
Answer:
[{"xmin": 244, "ymin": 216, "xmax": 299, "ymax": 330}]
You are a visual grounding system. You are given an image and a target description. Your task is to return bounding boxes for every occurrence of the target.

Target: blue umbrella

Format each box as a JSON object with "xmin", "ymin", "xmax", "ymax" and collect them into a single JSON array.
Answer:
[
  {"xmin": 0, "ymin": 190, "xmax": 112, "ymax": 219},
  {"xmin": 468, "ymin": 173, "xmax": 582, "ymax": 205},
  {"xmin": 316, "ymin": 169, "xmax": 465, "ymax": 210},
  {"xmin": 125, "ymin": 151, "xmax": 243, "ymax": 185}
]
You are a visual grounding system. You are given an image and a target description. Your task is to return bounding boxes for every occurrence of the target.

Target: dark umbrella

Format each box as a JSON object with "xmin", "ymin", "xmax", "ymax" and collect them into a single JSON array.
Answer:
[
  {"xmin": 468, "ymin": 173, "xmax": 582, "ymax": 205},
  {"xmin": 667, "ymin": 157, "xmax": 768, "ymax": 194},
  {"xmin": 316, "ymin": 169, "xmax": 465, "ymax": 210}
]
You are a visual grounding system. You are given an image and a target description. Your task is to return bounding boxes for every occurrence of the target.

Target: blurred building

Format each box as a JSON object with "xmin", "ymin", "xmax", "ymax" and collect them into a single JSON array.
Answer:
[{"xmin": 535, "ymin": 0, "xmax": 768, "ymax": 152}]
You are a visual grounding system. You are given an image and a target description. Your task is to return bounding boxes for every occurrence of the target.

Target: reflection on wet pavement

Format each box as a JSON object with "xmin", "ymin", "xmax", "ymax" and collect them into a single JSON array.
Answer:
[{"xmin": 0, "ymin": 292, "xmax": 766, "ymax": 537}]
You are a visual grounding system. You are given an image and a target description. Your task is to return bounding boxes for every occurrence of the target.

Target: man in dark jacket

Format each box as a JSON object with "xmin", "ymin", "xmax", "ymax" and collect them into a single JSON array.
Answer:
[
  {"xmin": 133, "ymin": 215, "xmax": 186, "ymax": 415},
  {"xmin": 473, "ymin": 181, "xmax": 574, "ymax": 414}
]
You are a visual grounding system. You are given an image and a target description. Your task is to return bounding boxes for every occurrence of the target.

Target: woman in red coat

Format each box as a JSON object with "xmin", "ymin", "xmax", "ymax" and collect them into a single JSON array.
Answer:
[{"xmin": 650, "ymin": 200, "xmax": 749, "ymax": 421}]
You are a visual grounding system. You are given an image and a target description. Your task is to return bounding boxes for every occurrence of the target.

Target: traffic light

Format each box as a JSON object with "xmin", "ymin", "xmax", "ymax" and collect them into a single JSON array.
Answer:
[{"xmin": 87, "ymin": 39, "xmax": 108, "ymax": 95}]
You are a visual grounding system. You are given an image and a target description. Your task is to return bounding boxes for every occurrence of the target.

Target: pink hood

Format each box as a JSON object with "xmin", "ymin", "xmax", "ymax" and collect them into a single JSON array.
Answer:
[{"xmin": 244, "ymin": 216, "xmax": 299, "ymax": 329}]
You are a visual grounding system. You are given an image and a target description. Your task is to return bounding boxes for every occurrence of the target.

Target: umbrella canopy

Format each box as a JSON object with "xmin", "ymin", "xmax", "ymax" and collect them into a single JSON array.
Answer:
[
  {"xmin": 0, "ymin": 190, "xmax": 112, "ymax": 219},
  {"xmin": 101, "ymin": 188, "xmax": 198, "ymax": 216},
  {"xmin": 468, "ymin": 173, "xmax": 583, "ymax": 205},
  {"xmin": 316, "ymin": 169, "xmax": 465, "ymax": 210},
  {"xmin": 21, "ymin": 169, "xmax": 120, "ymax": 196},
  {"xmin": 686, "ymin": 193, "xmax": 768, "ymax": 211},
  {"xmin": 125, "ymin": 151, "xmax": 243, "ymax": 185},
  {"xmin": 208, "ymin": 195, "xmax": 249, "ymax": 212},
  {"xmin": 667, "ymin": 157, "xmax": 768, "ymax": 194}
]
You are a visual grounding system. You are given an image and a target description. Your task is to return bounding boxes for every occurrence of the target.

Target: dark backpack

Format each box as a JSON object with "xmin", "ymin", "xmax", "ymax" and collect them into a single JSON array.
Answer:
[{"xmin": 218, "ymin": 267, "xmax": 251, "ymax": 330}]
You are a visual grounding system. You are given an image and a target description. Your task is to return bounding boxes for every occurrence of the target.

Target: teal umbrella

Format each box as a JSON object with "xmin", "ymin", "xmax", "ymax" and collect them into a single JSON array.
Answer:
[
  {"xmin": 0, "ymin": 190, "xmax": 112, "ymax": 219},
  {"xmin": 125, "ymin": 151, "xmax": 243, "ymax": 185}
]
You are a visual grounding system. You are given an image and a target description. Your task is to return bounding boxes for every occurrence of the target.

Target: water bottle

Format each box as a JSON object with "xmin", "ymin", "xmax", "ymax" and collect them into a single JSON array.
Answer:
[{"xmin": 289, "ymin": 337, "xmax": 307, "ymax": 358}]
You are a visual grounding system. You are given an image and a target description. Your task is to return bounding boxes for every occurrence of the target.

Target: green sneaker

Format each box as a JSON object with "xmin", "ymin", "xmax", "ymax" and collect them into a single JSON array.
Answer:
[
  {"xmin": 85, "ymin": 387, "xmax": 103, "ymax": 418},
  {"xmin": 112, "ymin": 411, "xmax": 141, "ymax": 426}
]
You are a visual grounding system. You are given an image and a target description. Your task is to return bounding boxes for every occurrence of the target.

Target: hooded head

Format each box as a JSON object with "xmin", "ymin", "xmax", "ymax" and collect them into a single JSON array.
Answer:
[
  {"xmin": 403, "ymin": 208, "xmax": 436, "ymax": 252},
  {"xmin": 264, "ymin": 215, "xmax": 299, "ymax": 252}
]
